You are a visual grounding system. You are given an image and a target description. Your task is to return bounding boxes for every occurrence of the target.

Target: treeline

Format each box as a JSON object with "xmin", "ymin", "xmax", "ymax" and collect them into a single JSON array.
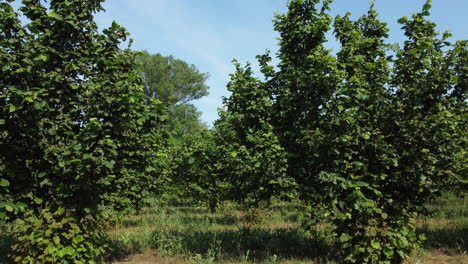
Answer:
[
  {"xmin": 181, "ymin": 1, "xmax": 467, "ymax": 263},
  {"xmin": 0, "ymin": 0, "xmax": 466, "ymax": 263}
]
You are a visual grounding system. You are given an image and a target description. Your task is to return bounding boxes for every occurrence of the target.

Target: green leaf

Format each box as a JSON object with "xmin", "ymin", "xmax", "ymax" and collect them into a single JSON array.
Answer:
[
  {"xmin": 9, "ymin": 105, "xmax": 16, "ymax": 112},
  {"xmin": 370, "ymin": 241, "xmax": 381, "ymax": 249},
  {"xmin": 47, "ymin": 11, "xmax": 62, "ymax": 20},
  {"xmin": 340, "ymin": 233, "xmax": 352, "ymax": 242},
  {"xmin": 384, "ymin": 248, "xmax": 394, "ymax": 257},
  {"xmin": 362, "ymin": 132, "xmax": 371, "ymax": 140},
  {"xmin": 34, "ymin": 54, "xmax": 48, "ymax": 62},
  {"xmin": 0, "ymin": 178, "xmax": 9, "ymax": 187},
  {"xmin": 53, "ymin": 236, "xmax": 60, "ymax": 245},
  {"xmin": 349, "ymin": 75, "xmax": 358, "ymax": 83},
  {"xmin": 34, "ymin": 197, "xmax": 43, "ymax": 204},
  {"xmin": 0, "ymin": 119, "xmax": 5, "ymax": 125},
  {"xmin": 423, "ymin": 2, "xmax": 432, "ymax": 11},
  {"xmin": 103, "ymin": 160, "xmax": 115, "ymax": 169},
  {"xmin": 34, "ymin": 101, "xmax": 48, "ymax": 110},
  {"xmin": 72, "ymin": 235, "xmax": 84, "ymax": 245},
  {"xmin": 58, "ymin": 246, "xmax": 75, "ymax": 257},
  {"xmin": 397, "ymin": 16, "xmax": 408, "ymax": 24},
  {"xmin": 100, "ymin": 211, "xmax": 109, "ymax": 218},
  {"xmin": 56, "ymin": 207, "xmax": 65, "ymax": 215},
  {"xmin": 5, "ymin": 205, "xmax": 13, "ymax": 212},
  {"xmin": 66, "ymin": 62, "xmax": 79, "ymax": 72},
  {"xmin": 350, "ymin": 181, "xmax": 368, "ymax": 187}
]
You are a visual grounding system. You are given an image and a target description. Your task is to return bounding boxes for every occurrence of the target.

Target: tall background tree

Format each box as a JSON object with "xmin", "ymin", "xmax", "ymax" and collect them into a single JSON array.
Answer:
[
  {"xmin": 136, "ymin": 51, "xmax": 212, "ymax": 207},
  {"xmin": 137, "ymin": 51, "xmax": 209, "ymax": 138}
]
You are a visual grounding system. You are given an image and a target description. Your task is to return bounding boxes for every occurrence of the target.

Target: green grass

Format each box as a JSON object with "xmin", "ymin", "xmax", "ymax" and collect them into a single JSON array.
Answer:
[
  {"xmin": 425, "ymin": 192, "xmax": 468, "ymax": 219},
  {"xmin": 417, "ymin": 193, "xmax": 468, "ymax": 255},
  {"xmin": 106, "ymin": 203, "xmax": 335, "ymax": 263},
  {"xmin": 104, "ymin": 195, "xmax": 467, "ymax": 263},
  {"xmin": 1, "ymin": 194, "xmax": 467, "ymax": 263}
]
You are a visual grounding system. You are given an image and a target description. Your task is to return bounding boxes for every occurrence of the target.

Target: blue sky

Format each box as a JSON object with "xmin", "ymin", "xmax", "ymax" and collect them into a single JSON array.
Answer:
[{"xmin": 93, "ymin": 0, "xmax": 467, "ymax": 126}]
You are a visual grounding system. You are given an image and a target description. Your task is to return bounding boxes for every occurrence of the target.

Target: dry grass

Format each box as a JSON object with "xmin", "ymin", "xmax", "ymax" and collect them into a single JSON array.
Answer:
[
  {"xmin": 112, "ymin": 250, "xmax": 187, "ymax": 264},
  {"xmin": 406, "ymin": 250, "xmax": 468, "ymax": 264},
  {"xmin": 112, "ymin": 250, "xmax": 468, "ymax": 264}
]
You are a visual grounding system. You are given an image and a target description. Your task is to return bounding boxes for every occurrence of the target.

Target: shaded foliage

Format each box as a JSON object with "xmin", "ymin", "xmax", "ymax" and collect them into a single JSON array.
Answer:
[{"xmin": 171, "ymin": 129, "xmax": 228, "ymax": 212}]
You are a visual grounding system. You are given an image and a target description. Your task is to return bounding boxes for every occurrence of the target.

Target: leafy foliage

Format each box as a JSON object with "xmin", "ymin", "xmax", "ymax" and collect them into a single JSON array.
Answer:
[
  {"xmin": 10, "ymin": 208, "xmax": 107, "ymax": 264},
  {"xmin": 137, "ymin": 51, "xmax": 209, "ymax": 107},
  {"xmin": 137, "ymin": 51, "xmax": 209, "ymax": 181},
  {"xmin": 172, "ymin": 128, "xmax": 228, "ymax": 212},
  {"xmin": 215, "ymin": 61, "xmax": 294, "ymax": 208},
  {"xmin": 166, "ymin": 103, "xmax": 207, "ymax": 140},
  {"xmin": 0, "ymin": 0, "xmax": 165, "ymax": 261},
  {"xmin": 223, "ymin": 0, "xmax": 466, "ymax": 262}
]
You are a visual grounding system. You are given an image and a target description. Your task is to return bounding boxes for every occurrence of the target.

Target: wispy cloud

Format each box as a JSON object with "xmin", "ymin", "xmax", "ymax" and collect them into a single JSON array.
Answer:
[{"xmin": 119, "ymin": 0, "xmax": 234, "ymax": 78}]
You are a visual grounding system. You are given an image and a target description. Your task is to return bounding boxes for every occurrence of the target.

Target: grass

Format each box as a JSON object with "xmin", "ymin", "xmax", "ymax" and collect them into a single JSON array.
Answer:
[
  {"xmin": 105, "ymin": 195, "xmax": 468, "ymax": 264},
  {"xmin": 106, "ymin": 202, "xmax": 334, "ymax": 263},
  {"xmin": 416, "ymin": 193, "xmax": 468, "ymax": 255},
  {"xmin": 1, "ymin": 194, "xmax": 466, "ymax": 263}
]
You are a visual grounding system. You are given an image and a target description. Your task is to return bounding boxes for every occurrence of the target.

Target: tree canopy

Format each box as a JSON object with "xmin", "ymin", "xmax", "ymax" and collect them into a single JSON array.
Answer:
[
  {"xmin": 137, "ymin": 51, "xmax": 209, "ymax": 107},
  {"xmin": 137, "ymin": 51, "xmax": 209, "ymax": 140},
  {"xmin": 0, "ymin": 0, "xmax": 466, "ymax": 263},
  {"xmin": 0, "ymin": 0, "xmax": 165, "ymax": 262},
  {"xmin": 220, "ymin": 0, "xmax": 466, "ymax": 262}
]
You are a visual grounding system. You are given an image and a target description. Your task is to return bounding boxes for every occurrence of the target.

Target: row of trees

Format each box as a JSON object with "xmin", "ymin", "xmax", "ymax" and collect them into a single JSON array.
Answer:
[
  {"xmin": 0, "ymin": 0, "xmax": 466, "ymax": 263},
  {"xmin": 0, "ymin": 0, "xmax": 209, "ymax": 262},
  {"xmin": 0, "ymin": 0, "xmax": 160, "ymax": 261},
  {"xmin": 175, "ymin": 0, "xmax": 467, "ymax": 263}
]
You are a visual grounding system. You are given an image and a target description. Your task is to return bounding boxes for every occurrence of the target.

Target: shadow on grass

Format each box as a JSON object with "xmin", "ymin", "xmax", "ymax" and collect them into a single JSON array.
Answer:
[
  {"xmin": 166, "ymin": 207, "xmax": 207, "ymax": 215},
  {"xmin": 115, "ymin": 212, "xmax": 240, "ymax": 229},
  {"xmin": 107, "ymin": 226, "xmax": 333, "ymax": 262},
  {"xmin": 107, "ymin": 223, "xmax": 468, "ymax": 262},
  {"xmin": 418, "ymin": 225, "xmax": 468, "ymax": 251},
  {"xmin": 184, "ymin": 227, "xmax": 330, "ymax": 260},
  {"xmin": 0, "ymin": 233, "xmax": 14, "ymax": 264},
  {"xmin": 177, "ymin": 214, "xmax": 239, "ymax": 226}
]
